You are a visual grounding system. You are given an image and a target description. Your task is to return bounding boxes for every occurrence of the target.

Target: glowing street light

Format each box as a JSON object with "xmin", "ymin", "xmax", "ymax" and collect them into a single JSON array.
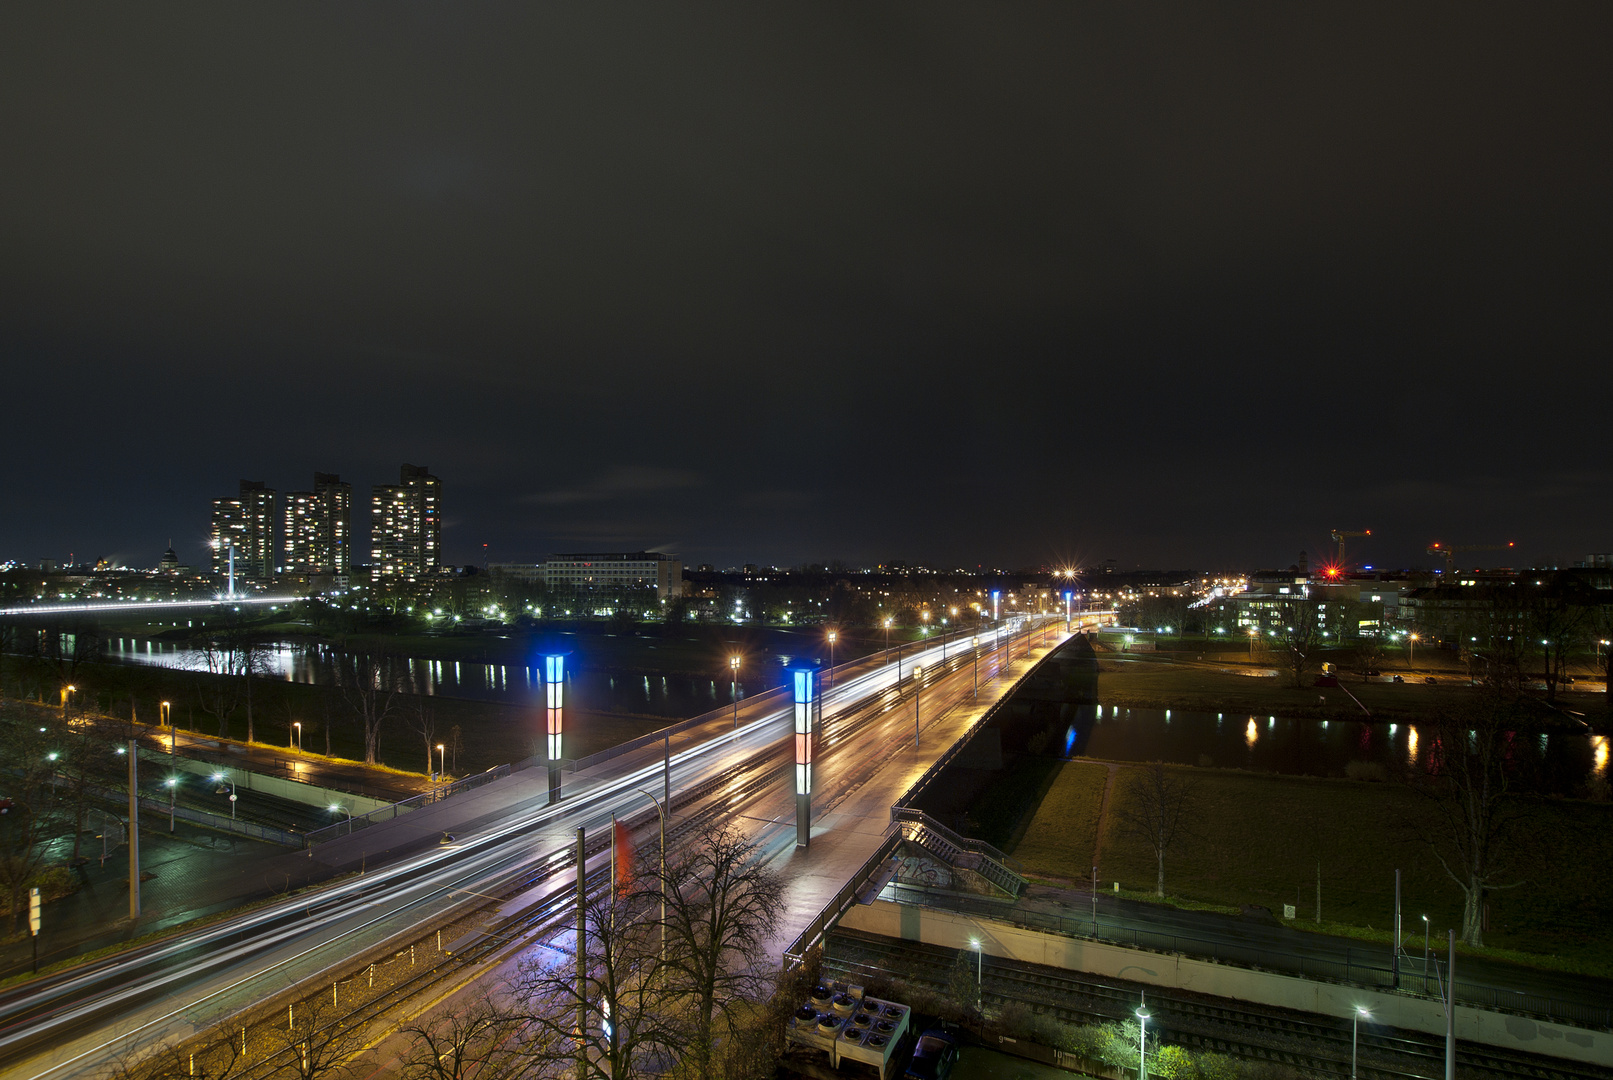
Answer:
[
  {"xmin": 212, "ymin": 771, "xmax": 236, "ymax": 819},
  {"xmin": 1409, "ymin": 632, "xmax": 1420, "ymax": 667},
  {"xmin": 165, "ymin": 775, "xmax": 179, "ymax": 832},
  {"xmin": 826, "ymin": 630, "xmax": 838, "ymax": 693},
  {"xmin": 329, "ymin": 803, "xmax": 352, "ymax": 834},
  {"xmin": 1136, "ymin": 998, "xmax": 1150, "ymax": 1079},
  {"xmin": 1352, "ymin": 1007, "xmax": 1370, "ymax": 1078},
  {"xmin": 970, "ymin": 937, "xmax": 983, "ymax": 1014},
  {"xmin": 729, "ymin": 655, "xmax": 742, "ymax": 728},
  {"xmin": 292, "ymin": 721, "xmax": 302, "ymax": 752},
  {"xmin": 883, "ymin": 617, "xmax": 893, "ymax": 663},
  {"xmin": 436, "ymin": 742, "xmax": 446, "ymax": 783}
]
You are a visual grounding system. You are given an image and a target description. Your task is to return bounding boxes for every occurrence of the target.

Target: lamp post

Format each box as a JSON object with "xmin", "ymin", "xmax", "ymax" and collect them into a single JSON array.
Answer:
[
  {"xmin": 330, "ymin": 804, "xmax": 352, "ymax": 834},
  {"xmin": 634, "ymin": 788, "xmax": 667, "ymax": 964},
  {"xmin": 729, "ymin": 655, "xmax": 741, "ymax": 728},
  {"xmin": 212, "ymin": 772, "xmax": 236, "ymax": 819},
  {"xmin": 292, "ymin": 721, "xmax": 302, "ymax": 752},
  {"xmin": 826, "ymin": 630, "xmax": 837, "ymax": 694},
  {"xmin": 61, "ymin": 684, "xmax": 76, "ymax": 723},
  {"xmin": 970, "ymin": 937, "xmax": 983, "ymax": 1014},
  {"xmin": 1422, "ymin": 915, "xmax": 1430, "ymax": 993},
  {"xmin": 543, "ymin": 652, "xmax": 567, "ymax": 804},
  {"xmin": 883, "ymin": 618, "xmax": 893, "ymax": 664},
  {"xmin": 160, "ymin": 700, "xmax": 173, "ymax": 753},
  {"xmin": 1352, "ymin": 1007, "xmax": 1370, "ymax": 1078},
  {"xmin": 436, "ymin": 742, "xmax": 446, "ymax": 783},
  {"xmin": 165, "ymin": 776, "xmax": 178, "ymax": 832},
  {"xmin": 1409, "ymin": 632, "xmax": 1419, "ymax": 668},
  {"xmin": 1248, "ymin": 627, "xmax": 1257, "ymax": 656},
  {"xmin": 1135, "ymin": 999, "xmax": 1150, "ymax": 1079}
]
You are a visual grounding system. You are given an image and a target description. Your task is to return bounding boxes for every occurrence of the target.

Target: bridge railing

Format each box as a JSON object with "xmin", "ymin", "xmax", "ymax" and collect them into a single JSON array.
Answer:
[{"xmin": 783, "ymin": 823, "xmax": 902, "ymax": 969}]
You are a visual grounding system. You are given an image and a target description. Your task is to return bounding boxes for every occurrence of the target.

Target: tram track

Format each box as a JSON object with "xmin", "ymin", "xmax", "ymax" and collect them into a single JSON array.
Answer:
[{"xmin": 826, "ymin": 929, "xmax": 1613, "ymax": 1080}]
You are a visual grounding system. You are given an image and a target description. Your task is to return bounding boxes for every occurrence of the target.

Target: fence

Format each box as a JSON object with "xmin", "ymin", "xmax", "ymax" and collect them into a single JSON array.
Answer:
[
  {"xmin": 301, "ymin": 763, "xmax": 513, "ymax": 845},
  {"xmin": 892, "ymin": 808, "xmax": 1026, "ymax": 896},
  {"xmin": 879, "ymin": 887, "xmax": 1613, "ymax": 1032},
  {"xmin": 74, "ymin": 777, "xmax": 304, "ymax": 847}
]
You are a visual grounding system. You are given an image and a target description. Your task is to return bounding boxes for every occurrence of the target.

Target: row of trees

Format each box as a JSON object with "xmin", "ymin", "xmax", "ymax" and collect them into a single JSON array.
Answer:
[{"xmin": 114, "ymin": 826, "xmax": 787, "ymax": 1080}]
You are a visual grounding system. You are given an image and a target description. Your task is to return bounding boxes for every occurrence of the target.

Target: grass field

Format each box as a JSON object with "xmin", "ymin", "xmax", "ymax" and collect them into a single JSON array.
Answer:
[
  {"xmin": 1012, "ymin": 761, "xmax": 1109, "ymax": 874},
  {"xmin": 1011, "ymin": 759, "xmax": 1613, "ymax": 972}
]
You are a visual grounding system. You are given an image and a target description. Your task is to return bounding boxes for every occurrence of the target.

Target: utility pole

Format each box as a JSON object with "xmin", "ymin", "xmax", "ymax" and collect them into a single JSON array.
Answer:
[
  {"xmin": 575, "ymin": 826, "xmax": 587, "ymax": 1080},
  {"xmin": 1393, "ymin": 870, "xmax": 1402, "ymax": 990},
  {"xmin": 127, "ymin": 740, "xmax": 140, "ymax": 919},
  {"xmin": 1444, "ymin": 929, "xmax": 1455, "ymax": 1080}
]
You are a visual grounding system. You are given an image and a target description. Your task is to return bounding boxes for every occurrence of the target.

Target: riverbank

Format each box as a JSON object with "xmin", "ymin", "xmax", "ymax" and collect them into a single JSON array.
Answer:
[{"xmin": 1012, "ymin": 758, "xmax": 1613, "ymax": 975}]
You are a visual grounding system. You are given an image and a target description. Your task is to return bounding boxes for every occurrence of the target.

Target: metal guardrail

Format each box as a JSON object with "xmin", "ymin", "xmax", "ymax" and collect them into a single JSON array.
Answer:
[
  {"xmin": 892, "ymin": 809, "xmax": 1027, "ymax": 896},
  {"xmin": 70, "ymin": 777, "xmax": 304, "ymax": 847},
  {"xmin": 302, "ymin": 763, "xmax": 512, "ymax": 845},
  {"xmin": 882, "ymin": 887, "xmax": 1613, "ymax": 1032},
  {"xmin": 891, "ymin": 618, "xmax": 1054, "ymax": 817},
  {"xmin": 784, "ymin": 823, "xmax": 902, "ymax": 968}
]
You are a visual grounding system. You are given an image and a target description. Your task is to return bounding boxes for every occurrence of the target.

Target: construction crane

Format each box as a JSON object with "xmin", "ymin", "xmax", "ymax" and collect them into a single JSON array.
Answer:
[
  {"xmin": 1426, "ymin": 541, "xmax": 1516, "ymax": 576},
  {"xmin": 1330, "ymin": 529, "xmax": 1371, "ymax": 566}
]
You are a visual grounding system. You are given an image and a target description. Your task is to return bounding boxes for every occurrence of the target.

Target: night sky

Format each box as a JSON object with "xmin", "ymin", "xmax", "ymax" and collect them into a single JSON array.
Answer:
[{"xmin": 2, "ymin": 7, "xmax": 1609, "ymax": 573}]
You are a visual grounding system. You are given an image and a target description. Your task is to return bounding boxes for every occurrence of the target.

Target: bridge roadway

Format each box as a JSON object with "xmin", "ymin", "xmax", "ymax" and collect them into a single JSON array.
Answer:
[{"xmin": 0, "ymin": 615, "xmax": 1075, "ymax": 1079}]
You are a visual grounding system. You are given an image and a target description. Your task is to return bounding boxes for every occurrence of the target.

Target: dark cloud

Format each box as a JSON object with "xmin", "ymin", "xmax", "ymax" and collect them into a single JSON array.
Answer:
[{"xmin": 1, "ymin": 5, "xmax": 1609, "ymax": 571}]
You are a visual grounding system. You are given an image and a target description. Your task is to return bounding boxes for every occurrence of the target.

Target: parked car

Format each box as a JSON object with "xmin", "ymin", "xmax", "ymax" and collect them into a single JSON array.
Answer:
[
  {"xmin": 904, "ymin": 1029, "xmax": 960, "ymax": 1080},
  {"xmin": 1392, "ymin": 675, "xmax": 1404, "ymax": 683}
]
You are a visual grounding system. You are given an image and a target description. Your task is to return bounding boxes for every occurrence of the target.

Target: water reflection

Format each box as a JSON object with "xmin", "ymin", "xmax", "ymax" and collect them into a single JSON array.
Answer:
[
  {"xmin": 99, "ymin": 635, "xmax": 765, "ymax": 720},
  {"xmin": 1074, "ymin": 702, "xmax": 1600, "ymax": 793}
]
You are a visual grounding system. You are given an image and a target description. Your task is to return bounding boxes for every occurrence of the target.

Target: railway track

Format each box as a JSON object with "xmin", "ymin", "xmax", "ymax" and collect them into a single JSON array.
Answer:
[{"xmin": 826, "ymin": 929, "xmax": 1613, "ymax": 1080}]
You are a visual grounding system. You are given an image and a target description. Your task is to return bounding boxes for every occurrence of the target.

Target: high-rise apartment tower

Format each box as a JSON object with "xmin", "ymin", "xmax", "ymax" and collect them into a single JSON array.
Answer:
[
  {"xmin": 210, "ymin": 480, "xmax": 276, "ymax": 581},
  {"xmin": 370, "ymin": 463, "xmax": 442, "ymax": 581},
  {"xmin": 283, "ymin": 472, "xmax": 352, "ymax": 574}
]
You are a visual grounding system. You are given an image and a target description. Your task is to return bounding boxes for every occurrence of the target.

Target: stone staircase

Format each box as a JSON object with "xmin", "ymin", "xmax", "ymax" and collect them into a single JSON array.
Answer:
[{"xmin": 893, "ymin": 809, "xmax": 1027, "ymax": 898}]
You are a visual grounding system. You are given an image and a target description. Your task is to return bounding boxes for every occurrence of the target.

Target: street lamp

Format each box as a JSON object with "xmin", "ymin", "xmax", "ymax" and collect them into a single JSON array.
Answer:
[
  {"xmin": 1409, "ymin": 632, "xmax": 1419, "ymax": 667},
  {"xmin": 1352, "ymin": 1007, "xmax": 1370, "ymax": 1078},
  {"xmin": 1248, "ymin": 628, "xmax": 1258, "ymax": 656},
  {"xmin": 165, "ymin": 776, "xmax": 179, "ymax": 832},
  {"xmin": 970, "ymin": 937, "xmax": 983, "ymax": 1014},
  {"xmin": 883, "ymin": 617, "xmax": 893, "ymax": 663},
  {"xmin": 1422, "ymin": 915, "xmax": 1430, "ymax": 993},
  {"xmin": 826, "ymin": 630, "xmax": 838, "ymax": 693},
  {"xmin": 292, "ymin": 721, "xmax": 302, "ymax": 752},
  {"xmin": 60, "ymin": 684, "xmax": 76, "ymax": 722},
  {"xmin": 437, "ymin": 743, "xmax": 446, "ymax": 783},
  {"xmin": 729, "ymin": 655, "xmax": 742, "ymax": 728},
  {"xmin": 329, "ymin": 804, "xmax": 352, "ymax": 834},
  {"xmin": 212, "ymin": 772, "xmax": 236, "ymax": 819},
  {"xmin": 1135, "ymin": 998, "xmax": 1150, "ymax": 1079},
  {"xmin": 160, "ymin": 700, "xmax": 173, "ymax": 753}
]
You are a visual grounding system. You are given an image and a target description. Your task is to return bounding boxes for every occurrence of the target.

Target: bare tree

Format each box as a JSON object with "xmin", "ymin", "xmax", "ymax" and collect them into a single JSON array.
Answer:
[
  {"xmin": 396, "ymin": 994, "xmax": 534, "ymax": 1080},
  {"xmin": 405, "ymin": 695, "xmax": 438, "ymax": 780},
  {"xmin": 1408, "ymin": 698, "xmax": 1530, "ymax": 946},
  {"xmin": 0, "ymin": 716, "xmax": 65, "ymax": 933},
  {"xmin": 509, "ymin": 888, "xmax": 675, "ymax": 1080},
  {"xmin": 339, "ymin": 653, "xmax": 398, "ymax": 766},
  {"xmin": 1274, "ymin": 598, "xmax": 1323, "ymax": 689},
  {"xmin": 1111, "ymin": 761, "xmax": 1196, "ymax": 898},
  {"xmin": 188, "ymin": 632, "xmax": 246, "ymax": 739},
  {"xmin": 263, "ymin": 994, "xmax": 369, "ymax": 1080},
  {"xmin": 649, "ymin": 825, "xmax": 784, "ymax": 1080},
  {"xmin": 1526, "ymin": 583, "xmax": 1589, "ymax": 704}
]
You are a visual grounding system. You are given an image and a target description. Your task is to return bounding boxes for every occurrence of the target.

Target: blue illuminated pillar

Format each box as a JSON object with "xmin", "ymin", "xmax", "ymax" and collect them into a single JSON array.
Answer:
[
  {"xmin": 790, "ymin": 663, "xmax": 818, "ymax": 848},
  {"xmin": 543, "ymin": 653, "xmax": 567, "ymax": 804}
]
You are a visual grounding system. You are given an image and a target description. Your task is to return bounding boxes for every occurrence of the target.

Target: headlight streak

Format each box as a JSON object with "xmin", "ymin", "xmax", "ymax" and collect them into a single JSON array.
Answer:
[{"xmin": 13, "ymin": 620, "xmax": 1054, "ymax": 1079}]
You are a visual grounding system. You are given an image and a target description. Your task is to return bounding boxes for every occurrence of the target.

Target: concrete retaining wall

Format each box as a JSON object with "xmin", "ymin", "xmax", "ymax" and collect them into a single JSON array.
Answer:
[
  {"xmin": 153, "ymin": 753, "xmax": 394, "ymax": 815},
  {"xmin": 840, "ymin": 900, "xmax": 1613, "ymax": 1069}
]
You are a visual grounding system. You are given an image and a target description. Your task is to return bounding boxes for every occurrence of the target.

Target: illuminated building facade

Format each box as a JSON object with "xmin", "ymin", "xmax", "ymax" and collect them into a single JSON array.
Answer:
[
  {"xmin": 370, "ymin": 463, "xmax": 442, "ymax": 581},
  {"xmin": 541, "ymin": 552, "xmax": 685, "ymax": 600},
  {"xmin": 209, "ymin": 480, "xmax": 276, "ymax": 581},
  {"xmin": 283, "ymin": 472, "xmax": 352, "ymax": 574}
]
